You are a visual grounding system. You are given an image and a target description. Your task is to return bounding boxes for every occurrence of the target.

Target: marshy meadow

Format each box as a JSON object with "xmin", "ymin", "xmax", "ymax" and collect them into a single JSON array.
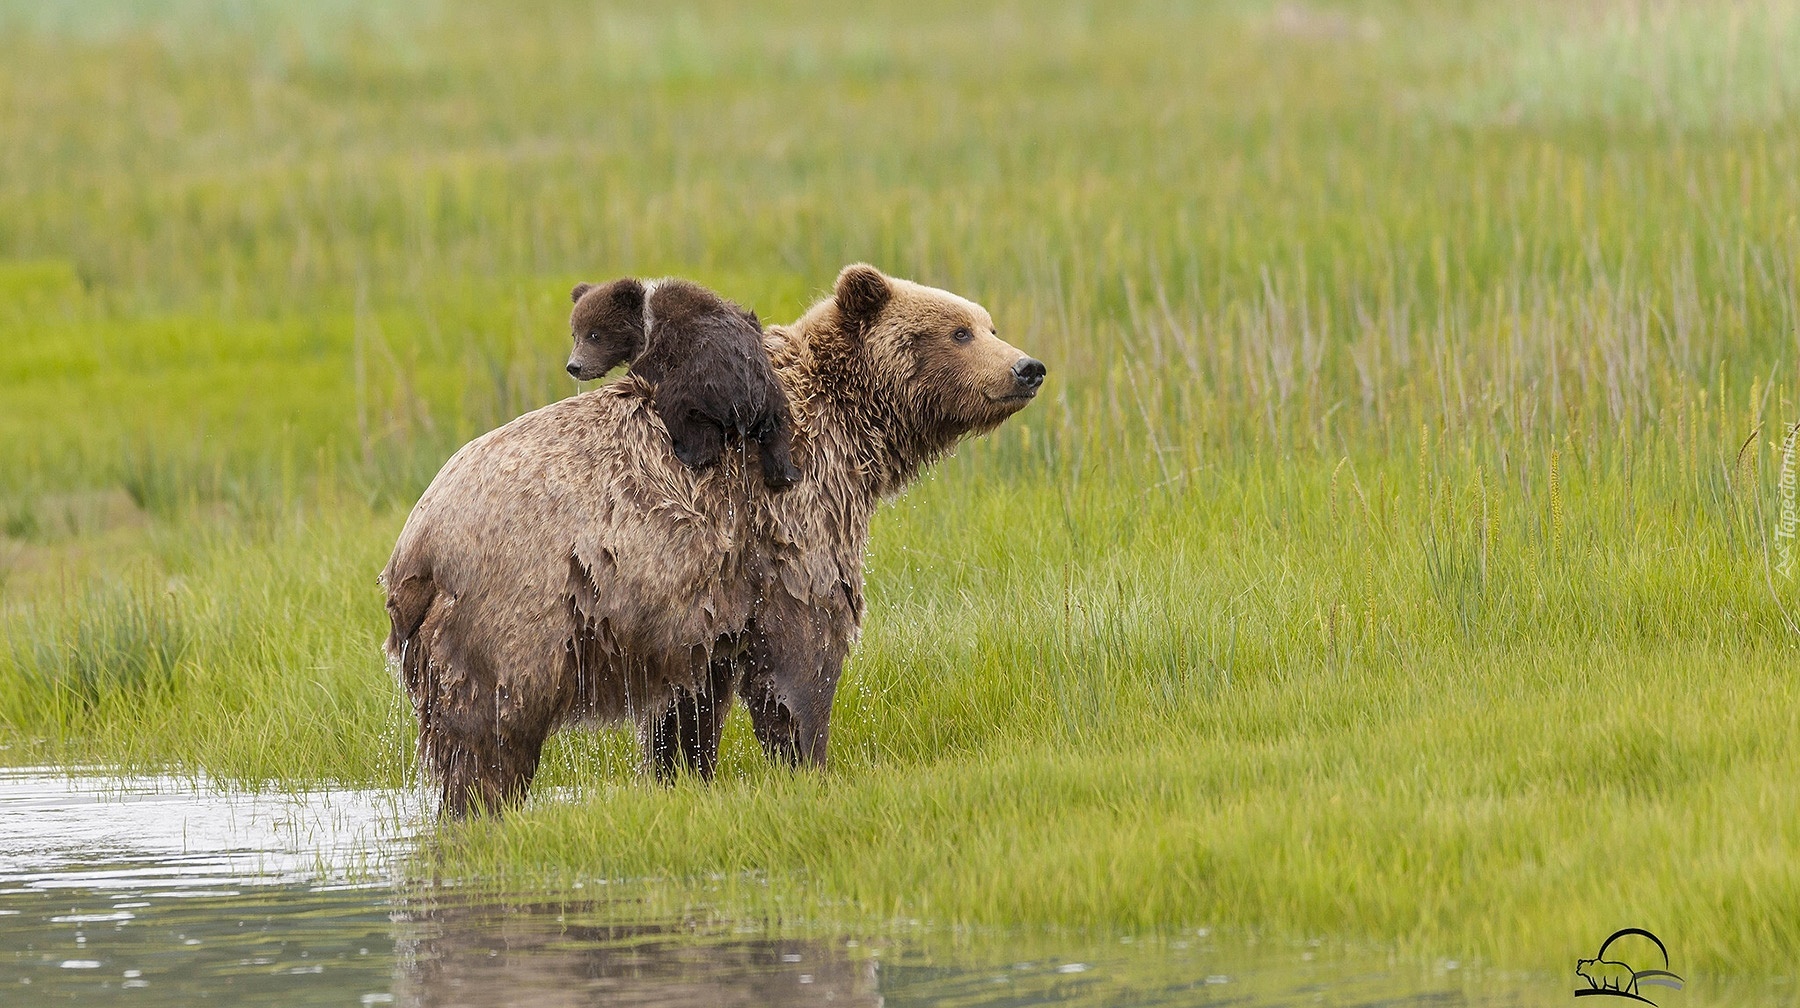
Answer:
[{"xmin": 3, "ymin": 1, "xmax": 1799, "ymax": 1003}]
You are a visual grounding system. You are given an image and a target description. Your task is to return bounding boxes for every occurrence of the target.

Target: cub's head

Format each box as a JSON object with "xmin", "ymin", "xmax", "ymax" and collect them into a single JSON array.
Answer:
[
  {"xmin": 567, "ymin": 279, "xmax": 648, "ymax": 381},
  {"xmin": 821, "ymin": 263, "xmax": 1044, "ymax": 462}
]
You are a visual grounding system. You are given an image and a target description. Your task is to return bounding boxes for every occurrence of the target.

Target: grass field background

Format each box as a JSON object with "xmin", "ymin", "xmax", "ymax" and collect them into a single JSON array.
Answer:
[{"xmin": 3, "ymin": 0, "xmax": 1799, "ymax": 978}]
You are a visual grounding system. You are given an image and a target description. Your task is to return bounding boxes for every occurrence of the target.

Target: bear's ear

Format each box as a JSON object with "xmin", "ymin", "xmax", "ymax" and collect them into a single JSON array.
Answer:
[
  {"xmin": 834, "ymin": 263, "xmax": 891, "ymax": 322},
  {"xmin": 609, "ymin": 278, "xmax": 647, "ymax": 309},
  {"xmin": 571, "ymin": 282, "xmax": 594, "ymax": 304}
]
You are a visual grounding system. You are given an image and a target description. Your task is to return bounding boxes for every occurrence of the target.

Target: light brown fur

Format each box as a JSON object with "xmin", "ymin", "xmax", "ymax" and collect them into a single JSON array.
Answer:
[{"xmin": 382, "ymin": 265, "xmax": 1044, "ymax": 815}]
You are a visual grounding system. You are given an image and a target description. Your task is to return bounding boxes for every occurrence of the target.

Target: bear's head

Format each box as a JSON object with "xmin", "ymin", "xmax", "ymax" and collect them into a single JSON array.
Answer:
[
  {"xmin": 567, "ymin": 279, "xmax": 649, "ymax": 381},
  {"xmin": 808, "ymin": 264, "xmax": 1044, "ymax": 476}
]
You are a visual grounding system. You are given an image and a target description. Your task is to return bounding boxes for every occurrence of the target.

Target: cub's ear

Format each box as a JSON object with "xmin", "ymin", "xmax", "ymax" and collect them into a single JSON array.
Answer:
[
  {"xmin": 571, "ymin": 282, "xmax": 595, "ymax": 303},
  {"xmin": 834, "ymin": 263, "xmax": 891, "ymax": 321},
  {"xmin": 610, "ymin": 277, "xmax": 647, "ymax": 309}
]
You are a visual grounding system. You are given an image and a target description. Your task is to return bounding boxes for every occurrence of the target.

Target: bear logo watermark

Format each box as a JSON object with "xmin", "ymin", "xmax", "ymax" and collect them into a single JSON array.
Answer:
[{"xmin": 1575, "ymin": 928, "xmax": 1682, "ymax": 1005}]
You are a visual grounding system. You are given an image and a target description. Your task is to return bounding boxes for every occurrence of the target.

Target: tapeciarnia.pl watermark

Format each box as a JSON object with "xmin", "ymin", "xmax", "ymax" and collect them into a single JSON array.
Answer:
[{"xmin": 1778, "ymin": 423, "xmax": 1799, "ymax": 579}]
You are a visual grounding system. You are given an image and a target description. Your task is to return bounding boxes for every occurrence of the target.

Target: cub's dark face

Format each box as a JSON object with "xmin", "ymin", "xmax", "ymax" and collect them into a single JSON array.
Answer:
[
  {"xmin": 833, "ymin": 264, "xmax": 1045, "ymax": 445},
  {"xmin": 566, "ymin": 279, "xmax": 648, "ymax": 381}
]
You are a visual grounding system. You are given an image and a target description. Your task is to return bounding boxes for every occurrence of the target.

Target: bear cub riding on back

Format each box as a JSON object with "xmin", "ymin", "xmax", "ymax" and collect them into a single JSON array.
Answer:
[{"xmin": 567, "ymin": 277, "xmax": 801, "ymax": 491}]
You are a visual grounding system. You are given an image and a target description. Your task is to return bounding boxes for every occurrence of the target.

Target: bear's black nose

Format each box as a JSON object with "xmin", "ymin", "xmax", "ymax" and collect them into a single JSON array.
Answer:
[
  {"xmin": 566, "ymin": 362, "xmax": 582, "ymax": 378},
  {"xmin": 1012, "ymin": 357, "xmax": 1046, "ymax": 391}
]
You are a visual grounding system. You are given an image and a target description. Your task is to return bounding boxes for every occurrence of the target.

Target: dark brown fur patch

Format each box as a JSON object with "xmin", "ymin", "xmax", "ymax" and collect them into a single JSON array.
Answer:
[{"xmin": 571, "ymin": 277, "xmax": 800, "ymax": 490}]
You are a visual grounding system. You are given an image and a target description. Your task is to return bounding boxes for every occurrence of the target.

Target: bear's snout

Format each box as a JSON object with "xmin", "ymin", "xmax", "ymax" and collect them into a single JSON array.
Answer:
[
  {"xmin": 1011, "ymin": 357, "xmax": 1046, "ymax": 393},
  {"xmin": 566, "ymin": 361, "xmax": 583, "ymax": 378}
]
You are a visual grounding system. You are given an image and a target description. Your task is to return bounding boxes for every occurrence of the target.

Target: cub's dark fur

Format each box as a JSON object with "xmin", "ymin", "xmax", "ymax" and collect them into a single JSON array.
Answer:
[{"xmin": 568, "ymin": 278, "xmax": 801, "ymax": 491}]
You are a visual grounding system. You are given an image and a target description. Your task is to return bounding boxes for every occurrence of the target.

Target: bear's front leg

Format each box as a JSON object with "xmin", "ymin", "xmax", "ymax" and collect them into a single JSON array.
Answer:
[
  {"xmin": 738, "ymin": 611, "xmax": 848, "ymax": 768},
  {"xmin": 648, "ymin": 655, "xmax": 736, "ymax": 782}
]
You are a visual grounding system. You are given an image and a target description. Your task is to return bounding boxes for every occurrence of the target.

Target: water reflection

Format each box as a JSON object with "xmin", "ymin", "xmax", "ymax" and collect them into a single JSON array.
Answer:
[
  {"xmin": 2, "ymin": 883, "xmax": 397, "ymax": 1005},
  {"xmin": 1, "ymin": 767, "xmax": 1773, "ymax": 1006},
  {"xmin": 385, "ymin": 892, "xmax": 1480, "ymax": 1008},
  {"xmin": 394, "ymin": 894, "xmax": 879, "ymax": 1007},
  {"xmin": 7, "ymin": 875, "xmax": 1518, "ymax": 1008}
]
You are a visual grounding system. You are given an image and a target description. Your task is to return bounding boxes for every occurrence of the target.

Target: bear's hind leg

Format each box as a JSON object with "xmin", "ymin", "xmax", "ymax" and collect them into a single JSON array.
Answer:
[
  {"xmin": 432, "ymin": 743, "xmax": 502, "ymax": 819},
  {"xmin": 411, "ymin": 640, "xmax": 554, "ymax": 817},
  {"xmin": 428, "ymin": 722, "xmax": 550, "ymax": 818}
]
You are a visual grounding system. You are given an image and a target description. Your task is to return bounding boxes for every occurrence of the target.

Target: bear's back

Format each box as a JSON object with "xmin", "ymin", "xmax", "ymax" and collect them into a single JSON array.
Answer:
[{"xmin": 385, "ymin": 382, "xmax": 771, "ymax": 663}]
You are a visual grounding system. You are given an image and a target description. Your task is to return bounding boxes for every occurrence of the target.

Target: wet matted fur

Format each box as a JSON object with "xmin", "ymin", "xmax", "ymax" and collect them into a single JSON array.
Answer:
[
  {"xmin": 566, "ymin": 277, "xmax": 801, "ymax": 491},
  {"xmin": 384, "ymin": 264, "xmax": 1046, "ymax": 815}
]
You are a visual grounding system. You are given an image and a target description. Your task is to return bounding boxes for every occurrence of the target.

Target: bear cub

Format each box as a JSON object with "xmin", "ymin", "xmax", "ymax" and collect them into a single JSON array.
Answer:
[{"xmin": 567, "ymin": 278, "xmax": 801, "ymax": 491}]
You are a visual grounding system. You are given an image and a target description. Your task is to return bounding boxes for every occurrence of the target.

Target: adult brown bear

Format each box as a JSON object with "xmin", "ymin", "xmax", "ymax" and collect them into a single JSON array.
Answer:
[{"xmin": 381, "ymin": 264, "xmax": 1045, "ymax": 815}]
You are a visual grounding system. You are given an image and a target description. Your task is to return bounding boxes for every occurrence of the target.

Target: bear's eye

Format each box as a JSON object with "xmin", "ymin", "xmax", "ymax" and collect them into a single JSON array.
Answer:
[
  {"xmin": 586, "ymin": 330, "xmax": 602, "ymax": 341},
  {"xmin": 951, "ymin": 326, "xmax": 973, "ymax": 344}
]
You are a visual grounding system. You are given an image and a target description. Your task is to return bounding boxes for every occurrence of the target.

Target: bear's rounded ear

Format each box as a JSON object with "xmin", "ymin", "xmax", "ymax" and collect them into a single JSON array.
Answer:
[
  {"xmin": 834, "ymin": 263, "xmax": 891, "ymax": 321},
  {"xmin": 610, "ymin": 278, "xmax": 647, "ymax": 309},
  {"xmin": 571, "ymin": 282, "xmax": 594, "ymax": 304}
]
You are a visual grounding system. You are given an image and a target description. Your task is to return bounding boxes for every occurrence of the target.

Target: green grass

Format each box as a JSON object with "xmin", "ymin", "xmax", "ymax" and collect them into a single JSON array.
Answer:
[{"xmin": 3, "ymin": 0, "xmax": 1800, "ymax": 980}]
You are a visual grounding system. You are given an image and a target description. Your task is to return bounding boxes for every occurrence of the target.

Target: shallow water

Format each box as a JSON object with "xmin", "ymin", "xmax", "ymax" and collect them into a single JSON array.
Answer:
[
  {"xmin": 0, "ymin": 767, "xmax": 414, "ymax": 1005},
  {"xmin": 0, "ymin": 767, "xmax": 1734, "ymax": 1006}
]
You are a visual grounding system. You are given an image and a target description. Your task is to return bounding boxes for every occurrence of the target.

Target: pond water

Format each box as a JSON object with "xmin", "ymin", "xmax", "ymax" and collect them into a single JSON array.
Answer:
[{"xmin": 0, "ymin": 767, "xmax": 1717, "ymax": 1007}]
